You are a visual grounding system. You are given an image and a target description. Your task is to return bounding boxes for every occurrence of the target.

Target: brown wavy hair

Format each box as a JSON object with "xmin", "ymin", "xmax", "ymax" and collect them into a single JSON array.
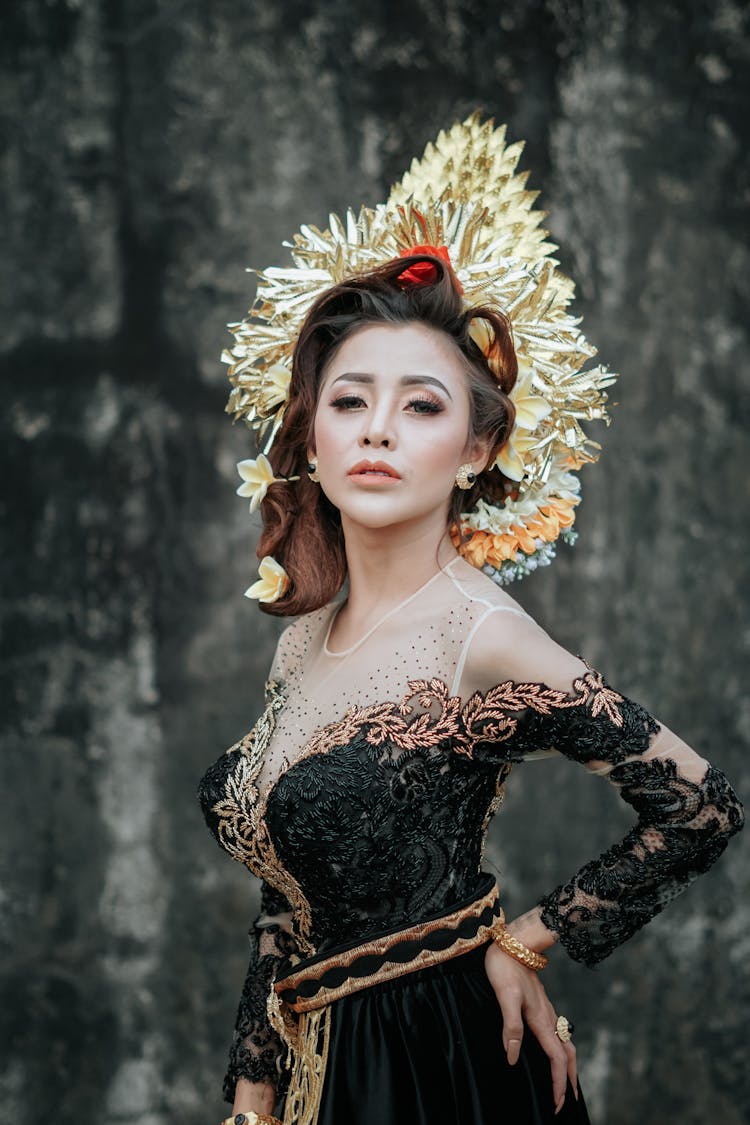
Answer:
[{"xmin": 256, "ymin": 254, "xmax": 518, "ymax": 616}]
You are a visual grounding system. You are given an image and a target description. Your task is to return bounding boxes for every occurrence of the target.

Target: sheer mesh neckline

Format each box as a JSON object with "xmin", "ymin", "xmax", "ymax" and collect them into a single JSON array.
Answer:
[
  {"xmin": 257, "ymin": 555, "xmax": 497, "ymax": 795},
  {"xmin": 322, "ymin": 557, "xmax": 463, "ymax": 658}
]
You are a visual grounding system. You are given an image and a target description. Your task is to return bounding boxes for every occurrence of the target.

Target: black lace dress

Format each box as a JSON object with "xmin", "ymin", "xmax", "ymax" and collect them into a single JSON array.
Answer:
[{"xmin": 198, "ymin": 557, "xmax": 743, "ymax": 1125}]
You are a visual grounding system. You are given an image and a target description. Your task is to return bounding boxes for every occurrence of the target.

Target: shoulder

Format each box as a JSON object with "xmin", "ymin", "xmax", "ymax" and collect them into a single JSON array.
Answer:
[
  {"xmin": 271, "ymin": 602, "xmax": 339, "ymax": 680},
  {"xmin": 449, "ymin": 564, "xmax": 587, "ymax": 699},
  {"xmin": 444, "ymin": 555, "xmax": 534, "ymax": 618}
]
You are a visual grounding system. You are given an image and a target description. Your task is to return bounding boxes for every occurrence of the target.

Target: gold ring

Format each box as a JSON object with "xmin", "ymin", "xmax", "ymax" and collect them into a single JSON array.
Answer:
[{"xmin": 555, "ymin": 1015, "xmax": 574, "ymax": 1043}]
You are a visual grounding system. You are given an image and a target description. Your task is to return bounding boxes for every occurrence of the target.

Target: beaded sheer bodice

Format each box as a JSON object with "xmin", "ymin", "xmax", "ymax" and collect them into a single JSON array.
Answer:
[{"xmin": 198, "ymin": 557, "xmax": 744, "ymax": 1102}]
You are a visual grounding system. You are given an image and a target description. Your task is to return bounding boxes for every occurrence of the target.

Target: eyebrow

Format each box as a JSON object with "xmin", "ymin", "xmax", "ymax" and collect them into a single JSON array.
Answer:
[{"xmin": 330, "ymin": 372, "xmax": 453, "ymax": 400}]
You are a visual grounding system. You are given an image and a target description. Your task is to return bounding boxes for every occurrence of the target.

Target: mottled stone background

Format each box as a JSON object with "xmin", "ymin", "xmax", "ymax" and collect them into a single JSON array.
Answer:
[{"xmin": 1, "ymin": 1, "xmax": 748, "ymax": 1122}]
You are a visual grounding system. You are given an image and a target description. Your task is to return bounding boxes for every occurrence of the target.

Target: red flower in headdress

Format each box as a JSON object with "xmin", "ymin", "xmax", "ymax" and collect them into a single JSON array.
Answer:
[{"xmin": 396, "ymin": 244, "xmax": 464, "ymax": 294}]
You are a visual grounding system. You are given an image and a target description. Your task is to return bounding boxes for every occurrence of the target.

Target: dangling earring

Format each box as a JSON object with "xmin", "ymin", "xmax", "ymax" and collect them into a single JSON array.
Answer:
[
  {"xmin": 307, "ymin": 460, "xmax": 320, "ymax": 483},
  {"xmin": 455, "ymin": 464, "xmax": 476, "ymax": 490}
]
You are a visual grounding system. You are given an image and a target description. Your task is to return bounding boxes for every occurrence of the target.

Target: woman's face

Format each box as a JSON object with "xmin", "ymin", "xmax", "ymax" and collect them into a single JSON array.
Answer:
[{"xmin": 311, "ymin": 322, "xmax": 486, "ymax": 535}]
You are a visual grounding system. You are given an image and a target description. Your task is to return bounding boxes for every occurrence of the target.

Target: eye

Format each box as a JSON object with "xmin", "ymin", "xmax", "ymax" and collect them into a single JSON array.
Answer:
[
  {"xmin": 330, "ymin": 394, "xmax": 366, "ymax": 410},
  {"xmin": 406, "ymin": 395, "xmax": 443, "ymax": 415}
]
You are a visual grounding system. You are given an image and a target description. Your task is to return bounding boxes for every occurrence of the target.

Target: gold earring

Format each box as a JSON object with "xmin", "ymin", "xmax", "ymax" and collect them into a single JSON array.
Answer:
[
  {"xmin": 455, "ymin": 464, "xmax": 477, "ymax": 490},
  {"xmin": 307, "ymin": 460, "xmax": 320, "ymax": 483}
]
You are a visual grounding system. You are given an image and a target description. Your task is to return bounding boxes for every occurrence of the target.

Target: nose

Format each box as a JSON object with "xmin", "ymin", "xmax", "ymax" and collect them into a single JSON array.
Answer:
[
  {"xmin": 360, "ymin": 401, "xmax": 395, "ymax": 449},
  {"xmin": 362, "ymin": 432, "xmax": 390, "ymax": 448}
]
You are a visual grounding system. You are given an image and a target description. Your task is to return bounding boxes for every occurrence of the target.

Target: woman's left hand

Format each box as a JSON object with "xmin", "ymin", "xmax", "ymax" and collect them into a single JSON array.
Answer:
[{"xmin": 484, "ymin": 940, "xmax": 578, "ymax": 1115}]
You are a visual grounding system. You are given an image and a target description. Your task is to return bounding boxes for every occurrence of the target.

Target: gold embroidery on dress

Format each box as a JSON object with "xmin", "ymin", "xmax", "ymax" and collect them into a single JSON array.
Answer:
[
  {"xmin": 479, "ymin": 763, "xmax": 513, "ymax": 865},
  {"xmin": 283, "ymin": 932, "xmax": 497, "ymax": 1012},
  {"xmin": 301, "ymin": 678, "xmax": 463, "ymax": 762},
  {"xmin": 574, "ymin": 660, "xmax": 626, "ymax": 727},
  {"xmin": 275, "ymin": 881, "xmax": 501, "ymax": 1012},
  {"xmin": 276, "ymin": 881, "xmax": 498, "ymax": 993},
  {"xmin": 211, "ymin": 679, "xmax": 315, "ymax": 952},
  {"xmin": 212, "ymin": 664, "xmax": 626, "ymax": 957},
  {"xmin": 281, "ymin": 1008, "xmax": 331, "ymax": 1125},
  {"xmin": 267, "ymin": 982, "xmax": 299, "ymax": 1067},
  {"xmin": 458, "ymin": 658, "xmax": 626, "ymax": 755},
  {"xmin": 458, "ymin": 681, "xmax": 583, "ymax": 753}
]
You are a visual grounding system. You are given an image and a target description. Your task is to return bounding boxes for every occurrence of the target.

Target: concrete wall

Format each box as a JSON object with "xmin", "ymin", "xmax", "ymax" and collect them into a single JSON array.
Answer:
[{"xmin": 1, "ymin": 1, "xmax": 747, "ymax": 1122}]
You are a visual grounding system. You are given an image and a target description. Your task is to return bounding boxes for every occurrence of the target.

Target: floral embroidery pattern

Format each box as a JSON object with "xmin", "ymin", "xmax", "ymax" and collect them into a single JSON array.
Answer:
[
  {"xmin": 201, "ymin": 664, "xmax": 649, "ymax": 954},
  {"xmin": 572, "ymin": 664, "xmax": 626, "ymax": 726},
  {"xmin": 459, "ymin": 659, "xmax": 626, "ymax": 754},
  {"xmin": 538, "ymin": 758, "xmax": 744, "ymax": 965},
  {"xmin": 200, "ymin": 680, "xmax": 315, "ymax": 953},
  {"xmin": 198, "ymin": 662, "xmax": 744, "ymax": 1097}
]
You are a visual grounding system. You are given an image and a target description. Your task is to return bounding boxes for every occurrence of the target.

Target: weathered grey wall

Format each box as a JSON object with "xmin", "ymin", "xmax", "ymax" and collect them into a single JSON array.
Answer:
[{"xmin": 1, "ymin": 1, "xmax": 748, "ymax": 1123}]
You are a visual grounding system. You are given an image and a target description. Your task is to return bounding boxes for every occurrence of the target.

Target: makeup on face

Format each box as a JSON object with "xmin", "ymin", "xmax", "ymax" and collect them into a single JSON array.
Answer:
[
  {"xmin": 347, "ymin": 459, "xmax": 402, "ymax": 485},
  {"xmin": 312, "ymin": 323, "xmax": 478, "ymax": 532}
]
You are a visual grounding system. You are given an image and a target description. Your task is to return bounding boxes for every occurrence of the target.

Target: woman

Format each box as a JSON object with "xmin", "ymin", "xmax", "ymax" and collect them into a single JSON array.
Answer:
[{"xmin": 198, "ymin": 120, "xmax": 743, "ymax": 1125}]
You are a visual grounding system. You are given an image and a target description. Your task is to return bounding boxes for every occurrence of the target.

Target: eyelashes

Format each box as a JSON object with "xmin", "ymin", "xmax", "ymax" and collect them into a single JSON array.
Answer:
[
  {"xmin": 405, "ymin": 395, "xmax": 444, "ymax": 415},
  {"xmin": 329, "ymin": 393, "xmax": 444, "ymax": 415},
  {"xmin": 330, "ymin": 394, "xmax": 365, "ymax": 410}
]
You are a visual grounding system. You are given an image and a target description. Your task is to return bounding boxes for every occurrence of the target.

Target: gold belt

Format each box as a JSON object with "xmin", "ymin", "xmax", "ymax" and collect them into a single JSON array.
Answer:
[{"xmin": 268, "ymin": 875, "xmax": 502, "ymax": 1125}]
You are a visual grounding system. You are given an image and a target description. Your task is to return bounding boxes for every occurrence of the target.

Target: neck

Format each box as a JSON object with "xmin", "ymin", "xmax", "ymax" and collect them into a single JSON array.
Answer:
[{"xmin": 339, "ymin": 513, "xmax": 458, "ymax": 623}]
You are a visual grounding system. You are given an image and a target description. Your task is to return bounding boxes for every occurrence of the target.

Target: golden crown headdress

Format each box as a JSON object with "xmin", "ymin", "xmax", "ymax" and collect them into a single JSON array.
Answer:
[{"xmin": 226, "ymin": 114, "xmax": 618, "ymax": 596}]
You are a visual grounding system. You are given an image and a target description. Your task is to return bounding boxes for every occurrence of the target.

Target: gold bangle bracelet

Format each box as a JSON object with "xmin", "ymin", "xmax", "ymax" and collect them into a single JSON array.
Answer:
[
  {"xmin": 490, "ymin": 923, "xmax": 549, "ymax": 971},
  {"xmin": 220, "ymin": 1114, "xmax": 283, "ymax": 1125}
]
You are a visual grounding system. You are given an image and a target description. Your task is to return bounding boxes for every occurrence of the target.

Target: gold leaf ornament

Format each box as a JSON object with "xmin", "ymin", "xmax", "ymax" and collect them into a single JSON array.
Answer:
[{"xmin": 224, "ymin": 114, "xmax": 620, "ymax": 585}]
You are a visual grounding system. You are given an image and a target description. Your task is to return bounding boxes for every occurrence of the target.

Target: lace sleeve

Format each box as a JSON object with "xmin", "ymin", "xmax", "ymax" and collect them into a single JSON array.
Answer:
[
  {"xmin": 222, "ymin": 880, "xmax": 298, "ymax": 1103},
  {"xmin": 456, "ymin": 608, "xmax": 745, "ymax": 966}
]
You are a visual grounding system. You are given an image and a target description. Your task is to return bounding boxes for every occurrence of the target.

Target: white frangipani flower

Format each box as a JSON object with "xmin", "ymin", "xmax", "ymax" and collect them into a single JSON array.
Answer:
[
  {"xmin": 244, "ymin": 556, "xmax": 290, "ymax": 603},
  {"xmin": 236, "ymin": 454, "xmax": 281, "ymax": 513},
  {"xmin": 494, "ymin": 361, "xmax": 552, "ymax": 482},
  {"xmin": 258, "ymin": 364, "xmax": 291, "ymax": 413}
]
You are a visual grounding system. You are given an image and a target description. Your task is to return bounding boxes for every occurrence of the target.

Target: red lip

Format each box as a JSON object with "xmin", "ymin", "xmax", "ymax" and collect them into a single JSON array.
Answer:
[{"xmin": 348, "ymin": 460, "xmax": 401, "ymax": 479}]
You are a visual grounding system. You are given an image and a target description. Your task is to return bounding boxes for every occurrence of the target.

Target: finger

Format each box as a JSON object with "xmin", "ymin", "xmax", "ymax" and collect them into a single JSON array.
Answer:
[
  {"xmin": 543, "ymin": 1004, "xmax": 577, "ymax": 1107},
  {"xmin": 493, "ymin": 985, "xmax": 525, "ymax": 1065},
  {"xmin": 525, "ymin": 999, "xmax": 568, "ymax": 1106},
  {"xmin": 528, "ymin": 1021, "xmax": 569, "ymax": 1112},
  {"xmin": 548, "ymin": 1038, "xmax": 569, "ymax": 1113},
  {"xmin": 549, "ymin": 1012, "xmax": 578, "ymax": 1100},
  {"xmin": 563, "ymin": 1039, "xmax": 578, "ymax": 1099},
  {"xmin": 506, "ymin": 1035, "xmax": 523, "ymax": 1067}
]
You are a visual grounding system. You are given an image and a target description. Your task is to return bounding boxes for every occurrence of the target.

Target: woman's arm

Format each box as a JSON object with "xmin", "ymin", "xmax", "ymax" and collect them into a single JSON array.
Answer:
[
  {"xmin": 484, "ymin": 915, "xmax": 574, "ymax": 1116},
  {"xmin": 221, "ymin": 882, "xmax": 296, "ymax": 1112},
  {"xmin": 454, "ymin": 605, "xmax": 743, "ymax": 1110},
  {"xmin": 231, "ymin": 1077, "xmax": 277, "ymax": 1117},
  {"xmin": 505, "ymin": 904, "xmax": 558, "ymax": 955},
  {"xmin": 535, "ymin": 720, "xmax": 742, "ymax": 965},
  {"xmin": 457, "ymin": 607, "xmax": 744, "ymax": 965}
]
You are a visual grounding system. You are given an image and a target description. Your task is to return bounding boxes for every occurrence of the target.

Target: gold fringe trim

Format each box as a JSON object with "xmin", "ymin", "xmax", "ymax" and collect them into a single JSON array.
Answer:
[
  {"xmin": 267, "ymin": 983, "xmax": 299, "ymax": 1067},
  {"xmin": 281, "ymin": 1008, "xmax": 331, "ymax": 1125}
]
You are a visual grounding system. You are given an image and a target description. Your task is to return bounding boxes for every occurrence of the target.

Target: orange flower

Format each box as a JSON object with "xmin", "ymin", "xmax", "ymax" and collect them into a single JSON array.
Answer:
[
  {"xmin": 455, "ymin": 491, "xmax": 581, "ymax": 575},
  {"xmin": 485, "ymin": 535, "xmax": 519, "ymax": 564},
  {"xmin": 459, "ymin": 530, "xmax": 492, "ymax": 568}
]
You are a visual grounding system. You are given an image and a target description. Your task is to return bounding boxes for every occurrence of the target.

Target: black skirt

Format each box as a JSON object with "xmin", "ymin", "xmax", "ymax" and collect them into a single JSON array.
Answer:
[{"xmin": 315, "ymin": 943, "xmax": 590, "ymax": 1125}]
